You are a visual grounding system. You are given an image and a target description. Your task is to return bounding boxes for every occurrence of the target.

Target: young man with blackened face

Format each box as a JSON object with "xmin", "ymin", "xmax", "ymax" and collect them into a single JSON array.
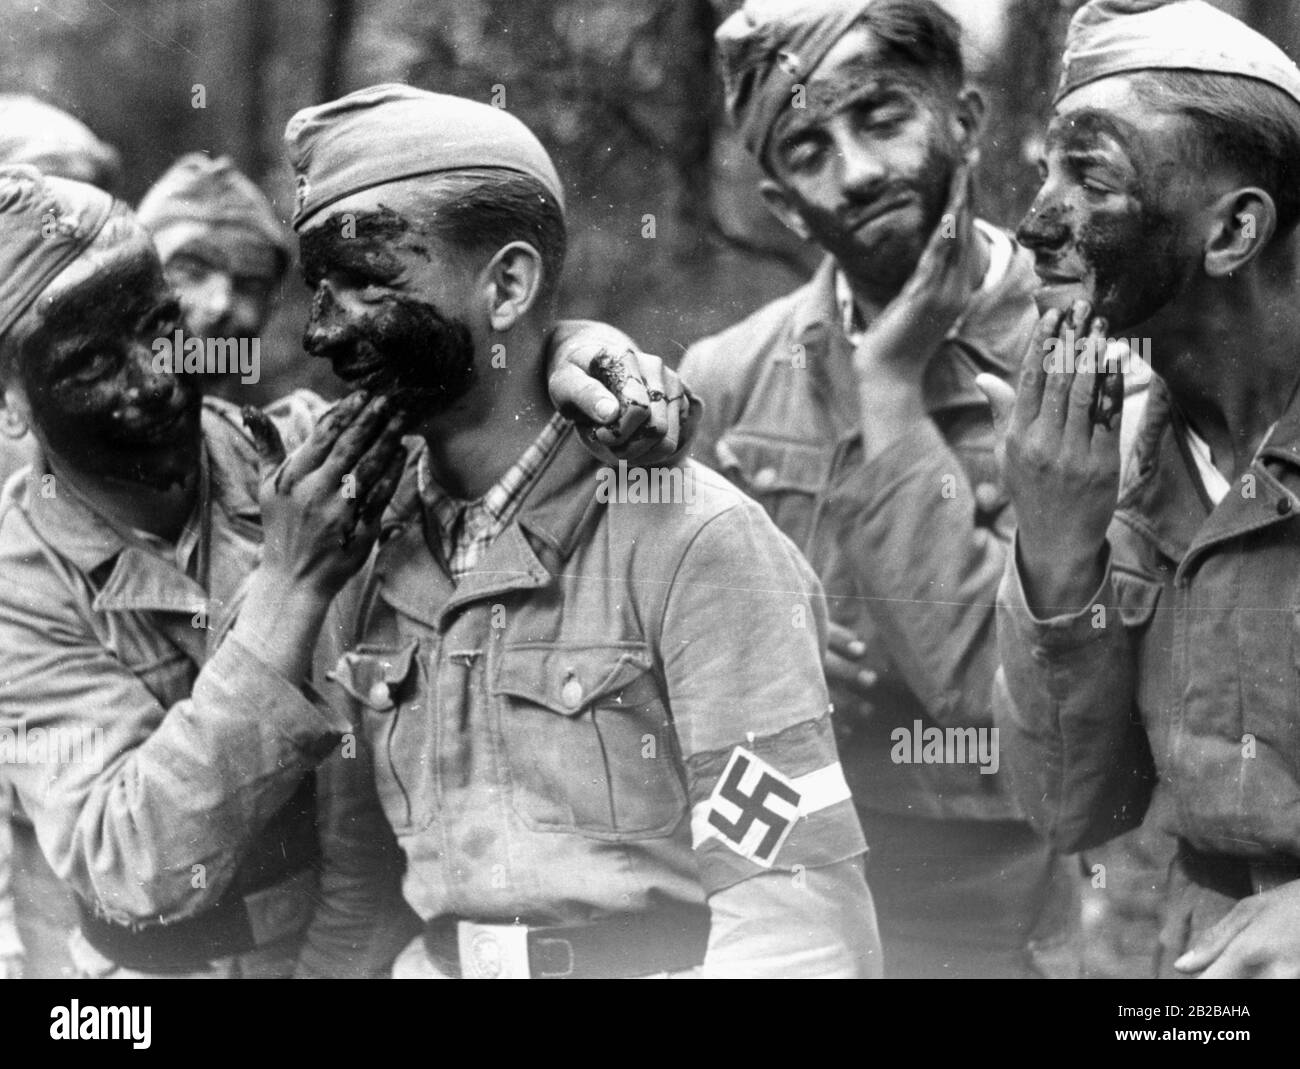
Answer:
[
  {"xmin": 0, "ymin": 97, "xmax": 124, "ymax": 981},
  {"xmin": 0, "ymin": 163, "xmax": 690, "ymax": 978},
  {"xmin": 760, "ymin": 12, "xmax": 978, "ymax": 309},
  {"xmin": 680, "ymin": 0, "xmax": 1062, "ymax": 977},
  {"xmin": 5, "ymin": 214, "xmax": 201, "ymax": 497},
  {"xmin": 0, "ymin": 166, "xmax": 417, "ymax": 978},
  {"xmin": 0, "ymin": 97, "xmax": 121, "ymax": 495},
  {"xmin": 290, "ymin": 84, "xmax": 881, "ymax": 979},
  {"xmin": 983, "ymin": 0, "xmax": 1300, "ymax": 979},
  {"xmin": 297, "ymin": 199, "xmax": 480, "ymax": 429}
]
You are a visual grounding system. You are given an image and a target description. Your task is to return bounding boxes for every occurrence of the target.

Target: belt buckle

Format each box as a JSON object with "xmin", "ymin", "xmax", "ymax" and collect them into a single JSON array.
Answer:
[
  {"xmin": 531, "ymin": 935, "xmax": 575, "ymax": 979},
  {"xmin": 457, "ymin": 921, "xmax": 531, "ymax": 979}
]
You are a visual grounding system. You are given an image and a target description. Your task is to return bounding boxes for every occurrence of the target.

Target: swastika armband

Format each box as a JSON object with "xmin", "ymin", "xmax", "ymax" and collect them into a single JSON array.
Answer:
[{"xmin": 687, "ymin": 717, "xmax": 866, "ymax": 892}]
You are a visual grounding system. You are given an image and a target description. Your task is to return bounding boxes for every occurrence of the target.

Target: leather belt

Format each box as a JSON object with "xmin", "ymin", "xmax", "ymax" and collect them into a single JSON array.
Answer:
[
  {"xmin": 1179, "ymin": 840, "xmax": 1300, "ymax": 899},
  {"xmin": 424, "ymin": 905, "xmax": 710, "ymax": 979}
]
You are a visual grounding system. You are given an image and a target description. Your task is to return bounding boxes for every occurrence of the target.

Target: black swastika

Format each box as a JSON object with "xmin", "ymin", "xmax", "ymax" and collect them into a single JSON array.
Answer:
[{"xmin": 707, "ymin": 753, "xmax": 801, "ymax": 863}]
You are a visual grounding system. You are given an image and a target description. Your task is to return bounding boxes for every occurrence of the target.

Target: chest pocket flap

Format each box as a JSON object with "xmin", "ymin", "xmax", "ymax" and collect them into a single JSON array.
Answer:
[
  {"xmin": 715, "ymin": 431, "xmax": 831, "ymax": 495},
  {"xmin": 492, "ymin": 642, "xmax": 656, "ymax": 714},
  {"xmin": 1111, "ymin": 568, "xmax": 1163, "ymax": 629},
  {"xmin": 328, "ymin": 638, "xmax": 420, "ymax": 711},
  {"xmin": 491, "ymin": 642, "xmax": 684, "ymax": 838}
]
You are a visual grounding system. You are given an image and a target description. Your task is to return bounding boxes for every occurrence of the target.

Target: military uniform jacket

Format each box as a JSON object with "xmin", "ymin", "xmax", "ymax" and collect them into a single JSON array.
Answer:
[
  {"xmin": 321, "ymin": 424, "xmax": 867, "ymax": 965},
  {"xmin": 680, "ymin": 241, "xmax": 1040, "ymax": 821},
  {"xmin": 0, "ymin": 394, "xmax": 404, "ymax": 976},
  {"xmin": 997, "ymin": 374, "xmax": 1300, "ymax": 945}
]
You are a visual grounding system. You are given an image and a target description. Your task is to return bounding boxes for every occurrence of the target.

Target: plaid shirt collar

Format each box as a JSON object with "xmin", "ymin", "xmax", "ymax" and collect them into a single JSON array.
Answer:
[{"xmin": 417, "ymin": 412, "xmax": 568, "ymax": 581}]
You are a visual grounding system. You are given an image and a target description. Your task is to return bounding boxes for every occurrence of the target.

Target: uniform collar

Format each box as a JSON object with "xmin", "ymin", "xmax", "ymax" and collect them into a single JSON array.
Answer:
[
  {"xmin": 16, "ymin": 399, "xmax": 262, "ymax": 611},
  {"xmin": 1255, "ymin": 375, "xmax": 1300, "ymax": 472},
  {"xmin": 374, "ymin": 423, "xmax": 608, "ymax": 630},
  {"xmin": 1115, "ymin": 379, "xmax": 1208, "ymax": 564},
  {"xmin": 1119, "ymin": 375, "xmax": 1300, "ymax": 571},
  {"xmin": 415, "ymin": 412, "xmax": 567, "ymax": 577}
]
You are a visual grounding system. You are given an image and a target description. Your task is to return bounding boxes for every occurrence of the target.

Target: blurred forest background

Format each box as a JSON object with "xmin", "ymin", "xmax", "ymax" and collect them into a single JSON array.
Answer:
[{"xmin": 0, "ymin": 0, "xmax": 1295, "ymax": 401}]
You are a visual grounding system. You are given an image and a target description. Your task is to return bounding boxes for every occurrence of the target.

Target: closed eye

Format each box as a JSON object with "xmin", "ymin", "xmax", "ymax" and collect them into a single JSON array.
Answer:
[
  {"xmin": 60, "ymin": 347, "xmax": 118, "ymax": 384},
  {"xmin": 782, "ymin": 135, "xmax": 827, "ymax": 172}
]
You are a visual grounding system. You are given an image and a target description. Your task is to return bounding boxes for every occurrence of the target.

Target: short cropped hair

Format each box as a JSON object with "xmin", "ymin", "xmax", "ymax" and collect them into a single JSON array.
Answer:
[
  {"xmin": 1131, "ymin": 69, "xmax": 1300, "ymax": 235},
  {"xmin": 417, "ymin": 167, "xmax": 567, "ymax": 303},
  {"xmin": 857, "ymin": 0, "xmax": 965, "ymax": 92}
]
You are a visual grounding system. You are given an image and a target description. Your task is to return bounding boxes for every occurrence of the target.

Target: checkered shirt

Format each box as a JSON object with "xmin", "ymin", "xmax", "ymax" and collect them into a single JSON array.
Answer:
[{"xmin": 417, "ymin": 413, "xmax": 568, "ymax": 581}]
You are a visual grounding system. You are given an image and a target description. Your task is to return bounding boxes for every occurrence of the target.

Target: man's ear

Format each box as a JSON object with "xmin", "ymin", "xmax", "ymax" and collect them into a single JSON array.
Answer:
[
  {"xmin": 484, "ymin": 241, "xmax": 545, "ymax": 332},
  {"xmin": 1203, "ymin": 187, "xmax": 1276, "ymax": 278},
  {"xmin": 0, "ymin": 380, "xmax": 31, "ymax": 440},
  {"xmin": 952, "ymin": 87, "xmax": 985, "ymax": 157},
  {"xmin": 759, "ymin": 179, "xmax": 812, "ymax": 241}
]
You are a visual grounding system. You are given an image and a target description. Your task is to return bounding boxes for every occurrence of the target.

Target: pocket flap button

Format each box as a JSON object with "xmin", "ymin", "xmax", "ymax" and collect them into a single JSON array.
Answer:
[{"xmin": 561, "ymin": 672, "xmax": 583, "ymax": 709}]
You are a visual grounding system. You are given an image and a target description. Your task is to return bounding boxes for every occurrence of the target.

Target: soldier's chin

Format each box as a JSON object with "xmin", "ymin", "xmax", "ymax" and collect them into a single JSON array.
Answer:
[{"xmin": 838, "ymin": 233, "xmax": 925, "ymax": 295}]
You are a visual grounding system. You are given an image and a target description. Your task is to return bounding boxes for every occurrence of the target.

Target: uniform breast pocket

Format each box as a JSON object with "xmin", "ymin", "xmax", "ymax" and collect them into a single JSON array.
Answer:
[
  {"xmin": 328, "ymin": 639, "xmax": 424, "ymax": 834},
  {"xmin": 1110, "ymin": 567, "xmax": 1163, "ymax": 631},
  {"xmin": 129, "ymin": 649, "xmax": 197, "ymax": 708},
  {"xmin": 1109, "ymin": 566, "xmax": 1167, "ymax": 735},
  {"xmin": 491, "ymin": 643, "xmax": 686, "ymax": 840},
  {"xmin": 714, "ymin": 431, "xmax": 830, "ymax": 545},
  {"xmin": 101, "ymin": 616, "xmax": 199, "ymax": 709}
]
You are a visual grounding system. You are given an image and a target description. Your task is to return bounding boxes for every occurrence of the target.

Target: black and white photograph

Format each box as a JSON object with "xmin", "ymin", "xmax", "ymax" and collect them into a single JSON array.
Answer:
[{"xmin": 0, "ymin": 0, "xmax": 1293, "ymax": 1045}]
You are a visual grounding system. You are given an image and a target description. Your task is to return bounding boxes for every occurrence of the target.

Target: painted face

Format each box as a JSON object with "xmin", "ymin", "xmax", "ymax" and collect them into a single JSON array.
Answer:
[
  {"xmin": 16, "ymin": 220, "xmax": 201, "ymax": 490},
  {"xmin": 766, "ymin": 25, "xmax": 963, "ymax": 295},
  {"xmin": 1017, "ymin": 77, "xmax": 1199, "ymax": 332},
  {"xmin": 298, "ymin": 206, "xmax": 476, "ymax": 418},
  {"xmin": 156, "ymin": 224, "xmax": 281, "ymax": 341}
]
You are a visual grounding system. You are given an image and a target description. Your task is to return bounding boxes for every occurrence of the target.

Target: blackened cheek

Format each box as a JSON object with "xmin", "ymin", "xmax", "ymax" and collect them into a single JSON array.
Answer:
[
  {"xmin": 913, "ymin": 136, "xmax": 957, "ymax": 232},
  {"xmin": 51, "ymin": 378, "xmax": 126, "ymax": 424},
  {"xmin": 1077, "ymin": 208, "xmax": 1138, "ymax": 286},
  {"xmin": 1078, "ymin": 200, "xmax": 1183, "ymax": 328},
  {"xmin": 790, "ymin": 185, "xmax": 859, "ymax": 253},
  {"xmin": 28, "ymin": 380, "xmax": 117, "ymax": 463}
]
